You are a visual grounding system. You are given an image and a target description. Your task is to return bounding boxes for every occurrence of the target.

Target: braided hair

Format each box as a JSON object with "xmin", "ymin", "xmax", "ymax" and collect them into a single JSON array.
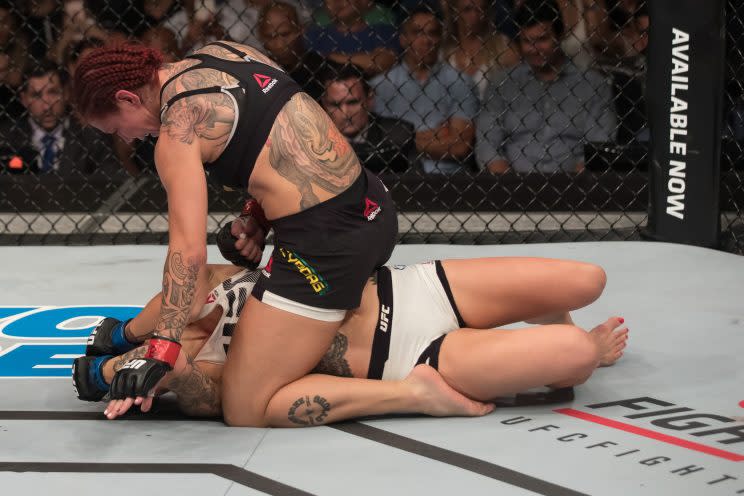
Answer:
[{"xmin": 72, "ymin": 42, "xmax": 164, "ymax": 119}]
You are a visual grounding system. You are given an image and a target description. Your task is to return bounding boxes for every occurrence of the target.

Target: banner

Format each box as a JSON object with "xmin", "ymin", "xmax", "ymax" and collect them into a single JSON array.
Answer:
[{"xmin": 645, "ymin": 0, "xmax": 726, "ymax": 247}]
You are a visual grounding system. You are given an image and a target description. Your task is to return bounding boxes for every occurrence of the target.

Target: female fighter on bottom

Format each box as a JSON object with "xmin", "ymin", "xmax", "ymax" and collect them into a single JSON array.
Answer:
[{"xmin": 74, "ymin": 257, "xmax": 628, "ymax": 427}]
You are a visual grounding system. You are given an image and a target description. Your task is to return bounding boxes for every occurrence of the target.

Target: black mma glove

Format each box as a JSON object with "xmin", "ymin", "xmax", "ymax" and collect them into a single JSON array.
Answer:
[
  {"xmin": 72, "ymin": 355, "xmax": 113, "ymax": 402},
  {"xmin": 108, "ymin": 335, "xmax": 180, "ymax": 400},
  {"xmin": 86, "ymin": 317, "xmax": 136, "ymax": 356},
  {"xmin": 216, "ymin": 199, "xmax": 270, "ymax": 269}
]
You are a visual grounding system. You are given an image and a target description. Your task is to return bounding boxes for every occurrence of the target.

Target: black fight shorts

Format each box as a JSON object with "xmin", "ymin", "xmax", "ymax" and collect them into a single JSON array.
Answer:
[{"xmin": 252, "ymin": 169, "xmax": 398, "ymax": 318}]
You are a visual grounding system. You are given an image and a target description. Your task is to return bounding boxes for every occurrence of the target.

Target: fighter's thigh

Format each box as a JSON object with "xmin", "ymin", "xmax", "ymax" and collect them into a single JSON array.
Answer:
[
  {"xmin": 437, "ymin": 326, "xmax": 598, "ymax": 400},
  {"xmin": 441, "ymin": 257, "xmax": 606, "ymax": 328},
  {"xmin": 221, "ymin": 297, "xmax": 340, "ymax": 426}
]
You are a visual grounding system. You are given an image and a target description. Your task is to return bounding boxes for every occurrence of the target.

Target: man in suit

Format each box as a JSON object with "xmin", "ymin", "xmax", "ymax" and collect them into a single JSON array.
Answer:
[
  {"xmin": 319, "ymin": 64, "xmax": 416, "ymax": 173},
  {"xmin": 0, "ymin": 60, "xmax": 120, "ymax": 176}
]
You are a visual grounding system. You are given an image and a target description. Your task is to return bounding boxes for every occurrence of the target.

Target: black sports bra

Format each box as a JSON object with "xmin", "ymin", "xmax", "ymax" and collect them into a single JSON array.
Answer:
[{"xmin": 159, "ymin": 42, "xmax": 302, "ymax": 189}]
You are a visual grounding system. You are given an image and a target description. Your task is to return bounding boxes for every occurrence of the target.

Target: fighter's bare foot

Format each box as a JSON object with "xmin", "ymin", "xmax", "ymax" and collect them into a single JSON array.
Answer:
[
  {"xmin": 589, "ymin": 317, "xmax": 629, "ymax": 366},
  {"xmin": 405, "ymin": 364, "xmax": 495, "ymax": 417}
]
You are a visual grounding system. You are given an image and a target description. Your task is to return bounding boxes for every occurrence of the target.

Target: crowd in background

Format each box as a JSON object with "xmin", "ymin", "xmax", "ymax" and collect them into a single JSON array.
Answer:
[{"xmin": 0, "ymin": 0, "xmax": 656, "ymax": 177}]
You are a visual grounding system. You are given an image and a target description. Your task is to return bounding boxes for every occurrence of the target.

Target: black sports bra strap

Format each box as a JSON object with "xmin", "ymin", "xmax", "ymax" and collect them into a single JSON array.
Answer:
[
  {"xmin": 158, "ymin": 61, "xmax": 208, "ymax": 107},
  {"xmin": 161, "ymin": 86, "xmax": 223, "ymax": 117},
  {"xmin": 203, "ymin": 41, "xmax": 251, "ymax": 60}
]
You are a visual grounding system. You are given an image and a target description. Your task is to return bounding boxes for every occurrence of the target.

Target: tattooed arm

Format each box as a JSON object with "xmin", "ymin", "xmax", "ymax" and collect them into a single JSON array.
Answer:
[{"xmin": 151, "ymin": 83, "xmax": 224, "ymax": 344}]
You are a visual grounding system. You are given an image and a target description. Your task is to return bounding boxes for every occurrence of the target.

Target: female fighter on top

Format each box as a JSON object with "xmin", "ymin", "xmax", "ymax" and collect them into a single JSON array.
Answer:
[
  {"xmin": 74, "ymin": 254, "xmax": 628, "ymax": 426},
  {"xmin": 72, "ymin": 41, "xmax": 406, "ymax": 426}
]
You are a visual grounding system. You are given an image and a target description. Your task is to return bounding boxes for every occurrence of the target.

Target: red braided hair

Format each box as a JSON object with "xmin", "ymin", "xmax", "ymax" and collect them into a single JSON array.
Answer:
[{"xmin": 72, "ymin": 42, "xmax": 165, "ymax": 119}]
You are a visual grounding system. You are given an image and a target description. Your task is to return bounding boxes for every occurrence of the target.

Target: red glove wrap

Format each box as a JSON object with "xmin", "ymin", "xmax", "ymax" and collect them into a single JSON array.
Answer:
[
  {"xmin": 144, "ymin": 336, "xmax": 182, "ymax": 368},
  {"xmin": 240, "ymin": 199, "xmax": 270, "ymax": 233}
]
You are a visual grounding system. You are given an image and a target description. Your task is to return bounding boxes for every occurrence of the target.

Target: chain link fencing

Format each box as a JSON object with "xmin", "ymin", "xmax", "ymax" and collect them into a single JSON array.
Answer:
[{"xmin": 0, "ymin": 0, "xmax": 739, "ymax": 252}]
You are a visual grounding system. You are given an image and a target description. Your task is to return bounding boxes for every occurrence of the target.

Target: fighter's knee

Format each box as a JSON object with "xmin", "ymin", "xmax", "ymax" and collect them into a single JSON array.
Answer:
[
  {"xmin": 222, "ymin": 394, "xmax": 269, "ymax": 427},
  {"xmin": 223, "ymin": 408, "xmax": 268, "ymax": 428},
  {"xmin": 557, "ymin": 325, "xmax": 597, "ymax": 375},
  {"xmin": 573, "ymin": 263, "xmax": 607, "ymax": 306}
]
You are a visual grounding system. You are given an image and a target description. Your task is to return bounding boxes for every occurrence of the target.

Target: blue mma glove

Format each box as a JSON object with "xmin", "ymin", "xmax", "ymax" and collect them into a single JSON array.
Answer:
[
  {"xmin": 86, "ymin": 317, "xmax": 136, "ymax": 356},
  {"xmin": 72, "ymin": 355, "xmax": 112, "ymax": 402}
]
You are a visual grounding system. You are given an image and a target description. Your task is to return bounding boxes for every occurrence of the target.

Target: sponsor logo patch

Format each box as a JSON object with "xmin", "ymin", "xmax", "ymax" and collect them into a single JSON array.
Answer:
[
  {"xmin": 277, "ymin": 248, "xmax": 329, "ymax": 295},
  {"xmin": 253, "ymin": 73, "xmax": 278, "ymax": 94},
  {"xmin": 364, "ymin": 198, "xmax": 381, "ymax": 221}
]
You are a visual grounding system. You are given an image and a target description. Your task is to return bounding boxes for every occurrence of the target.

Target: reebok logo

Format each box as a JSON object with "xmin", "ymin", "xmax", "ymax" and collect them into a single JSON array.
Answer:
[
  {"xmin": 364, "ymin": 198, "xmax": 381, "ymax": 221},
  {"xmin": 121, "ymin": 359, "xmax": 147, "ymax": 371},
  {"xmin": 378, "ymin": 304, "xmax": 391, "ymax": 333},
  {"xmin": 262, "ymin": 256, "xmax": 273, "ymax": 278},
  {"xmin": 253, "ymin": 73, "xmax": 278, "ymax": 94}
]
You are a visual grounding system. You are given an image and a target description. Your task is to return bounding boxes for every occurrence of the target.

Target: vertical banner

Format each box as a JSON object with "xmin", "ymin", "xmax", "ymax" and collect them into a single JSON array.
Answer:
[{"xmin": 645, "ymin": 0, "xmax": 726, "ymax": 247}]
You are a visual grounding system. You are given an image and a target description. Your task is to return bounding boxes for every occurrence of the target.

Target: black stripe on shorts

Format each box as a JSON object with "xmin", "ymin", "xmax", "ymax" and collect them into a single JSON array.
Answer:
[
  {"xmin": 434, "ymin": 260, "xmax": 466, "ymax": 328},
  {"xmin": 366, "ymin": 267, "xmax": 393, "ymax": 379}
]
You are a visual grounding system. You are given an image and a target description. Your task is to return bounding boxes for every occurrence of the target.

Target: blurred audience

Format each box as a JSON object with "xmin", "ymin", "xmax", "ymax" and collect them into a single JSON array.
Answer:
[
  {"xmin": 442, "ymin": 0, "xmax": 519, "ymax": 100},
  {"xmin": 476, "ymin": 0, "xmax": 616, "ymax": 174},
  {"xmin": 137, "ymin": 0, "xmax": 223, "ymax": 54},
  {"xmin": 312, "ymin": 0, "xmax": 396, "ymax": 26},
  {"xmin": 258, "ymin": 1, "xmax": 335, "ymax": 100},
  {"xmin": 319, "ymin": 64, "xmax": 415, "ymax": 173},
  {"xmin": 20, "ymin": 0, "xmax": 64, "ymax": 62},
  {"xmin": 0, "ymin": 4, "xmax": 28, "ymax": 119},
  {"xmin": 599, "ymin": 0, "xmax": 648, "ymax": 62},
  {"xmin": 221, "ymin": 0, "xmax": 309, "ymax": 48},
  {"xmin": 141, "ymin": 24, "xmax": 182, "ymax": 61},
  {"xmin": 0, "ymin": 61, "xmax": 119, "ymax": 175},
  {"xmin": 372, "ymin": 7, "xmax": 479, "ymax": 174},
  {"xmin": 63, "ymin": 37, "xmax": 104, "ymax": 78},
  {"xmin": 48, "ymin": 0, "xmax": 110, "ymax": 66},
  {"xmin": 305, "ymin": 0, "xmax": 399, "ymax": 75},
  {"xmin": 513, "ymin": 0, "xmax": 610, "ymax": 69}
]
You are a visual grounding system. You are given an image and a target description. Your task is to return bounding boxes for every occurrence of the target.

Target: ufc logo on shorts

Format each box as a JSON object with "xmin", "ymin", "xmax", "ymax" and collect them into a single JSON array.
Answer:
[
  {"xmin": 122, "ymin": 359, "xmax": 147, "ymax": 370},
  {"xmin": 379, "ymin": 305, "xmax": 391, "ymax": 333}
]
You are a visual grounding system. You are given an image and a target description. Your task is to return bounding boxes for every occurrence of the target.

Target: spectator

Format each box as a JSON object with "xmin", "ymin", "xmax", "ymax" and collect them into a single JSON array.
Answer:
[
  {"xmin": 598, "ymin": 0, "xmax": 648, "ymax": 61},
  {"xmin": 63, "ymin": 37, "xmax": 104, "ymax": 79},
  {"xmin": 0, "ymin": 5, "xmax": 29, "ymax": 88},
  {"xmin": 371, "ymin": 7, "xmax": 479, "ymax": 174},
  {"xmin": 0, "ymin": 5, "xmax": 28, "ymax": 120},
  {"xmin": 305, "ymin": 0, "xmax": 399, "ymax": 75},
  {"xmin": 19, "ymin": 0, "xmax": 63, "ymax": 63},
  {"xmin": 0, "ymin": 61, "xmax": 119, "ymax": 175},
  {"xmin": 476, "ymin": 0, "xmax": 617, "ymax": 174},
  {"xmin": 141, "ymin": 25, "xmax": 182, "ymax": 61},
  {"xmin": 48, "ymin": 1, "xmax": 110, "ymax": 66},
  {"xmin": 319, "ymin": 64, "xmax": 415, "ymax": 173},
  {"xmin": 513, "ymin": 0, "xmax": 611, "ymax": 69},
  {"xmin": 311, "ymin": 0, "xmax": 396, "ymax": 27},
  {"xmin": 601, "ymin": 3, "xmax": 648, "ymax": 144},
  {"xmin": 442, "ymin": 0, "xmax": 519, "ymax": 100},
  {"xmin": 257, "ymin": 1, "xmax": 335, "ymax": 100},
  {"xmin": 136, "ymin": 0, "xmax": 223, "ymax": 54},
  {"xmin": 221, "ymin": 0, "xmax": 309, "ymax": 49}
]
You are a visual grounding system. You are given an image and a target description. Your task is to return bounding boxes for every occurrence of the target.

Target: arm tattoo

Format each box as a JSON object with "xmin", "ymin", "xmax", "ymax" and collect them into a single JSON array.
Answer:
[
  {"xmin": 269, "ymin": 93, "xmax": 361, "ymax": 210},
  {"xmin": 168, "ymin": 357, "xmax": 222, "ymax": 417},
  {"xmin": 287, "ymin": 395, "xmax": 332, "ymax": 426},
  {"xmin": 311, "ymin": 333, "xmax": 353, "ymax": 377},
  {"xmin": 155, "ymin": 251, "xmax": 200, "ymax": 342},
  {"xmin": 160, "ymin": 65, "xmax": 236, "ymax": 147},
  {"xmin": 160, "ymin": 42, "xmax": 280, "ymax": 149},
  {"xmin": 111, "ymin": 347, "xmax": 148, "ymax": 373}
]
